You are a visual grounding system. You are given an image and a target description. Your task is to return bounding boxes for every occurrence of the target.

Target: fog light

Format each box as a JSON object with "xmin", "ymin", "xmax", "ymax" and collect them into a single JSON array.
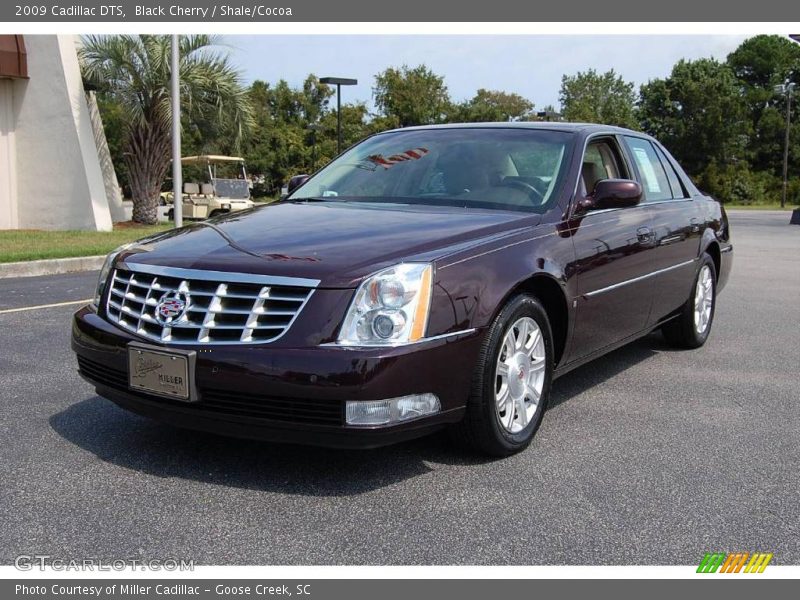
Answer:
[{"xmin": 345, "ymin": 394, "xmax": 441, "ymax": 426}]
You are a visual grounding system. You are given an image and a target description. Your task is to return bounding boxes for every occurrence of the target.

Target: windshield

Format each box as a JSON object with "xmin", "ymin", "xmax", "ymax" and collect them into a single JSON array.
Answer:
[
  {"xmin": 184, "ymin": 161, "xmax": 250, "ymax": 199},
  {"xmin": 289, "ymin": 128, "xmax": 574, "ymax": 212},
  {"xmin": 213, "ymin": 177, "xmax": 250, "ymax": 199}
]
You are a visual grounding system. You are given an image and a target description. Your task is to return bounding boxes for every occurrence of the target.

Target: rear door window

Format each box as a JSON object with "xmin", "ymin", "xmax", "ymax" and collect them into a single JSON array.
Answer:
[
  {"xmin": 654, "ymin": 145, "xmax": 688, "ymax": 199},
  {"xmin": 623, "ymin": 137, "xmax": 672, "ymax": 203}
]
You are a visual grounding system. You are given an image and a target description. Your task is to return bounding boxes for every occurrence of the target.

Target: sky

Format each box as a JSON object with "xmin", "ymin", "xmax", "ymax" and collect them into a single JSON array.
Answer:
[{"xmin": 225, "ymin": 34, "xmax": 752, "ymax": 112}]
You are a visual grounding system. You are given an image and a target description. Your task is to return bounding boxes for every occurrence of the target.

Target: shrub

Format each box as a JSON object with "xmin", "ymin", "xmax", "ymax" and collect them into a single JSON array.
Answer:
[{"xmin": 697, "ymin": 162, "xmax": 780, "ymax": 205}]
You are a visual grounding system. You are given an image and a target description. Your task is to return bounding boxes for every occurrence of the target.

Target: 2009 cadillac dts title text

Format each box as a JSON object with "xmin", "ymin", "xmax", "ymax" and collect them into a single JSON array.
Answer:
[
  {"xmin": 72, "ymin": 123, "xmax": 732, "ymax": 457},
  {"xmin": 14, "ymin": 4, "xmax": 293, "ymax": 18}
]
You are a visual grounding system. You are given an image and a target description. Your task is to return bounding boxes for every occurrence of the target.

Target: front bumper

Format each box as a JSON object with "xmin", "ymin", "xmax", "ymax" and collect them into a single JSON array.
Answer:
[{"xmin": 71, "ymin": 306, "xmax": 482, "ymax": 449}]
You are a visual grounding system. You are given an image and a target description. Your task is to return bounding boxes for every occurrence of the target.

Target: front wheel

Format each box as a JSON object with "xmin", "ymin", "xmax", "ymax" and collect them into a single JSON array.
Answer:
[
  {"xmin": 662, "ymin": 253, "xmax": 717, "ymax": 348},
  {"xmin": 450, "ymin": 295, "xmax": 554, "ymax": 457}
]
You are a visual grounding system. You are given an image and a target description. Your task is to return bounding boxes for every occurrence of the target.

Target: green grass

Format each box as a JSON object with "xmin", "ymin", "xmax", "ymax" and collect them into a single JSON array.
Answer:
[{"xmin": 0, "ymin": 224, "xmax": 172, "ymax": 264}]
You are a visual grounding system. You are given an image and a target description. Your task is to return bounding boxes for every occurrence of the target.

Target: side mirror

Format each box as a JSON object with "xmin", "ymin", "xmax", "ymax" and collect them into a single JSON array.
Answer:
[
  {"xmin": 286, "ymin": 174, "xmax": 310, "ymax": 195},
  {"xmin": 578, "ymin": 179, "xmax": 643, "ymax": 212}
]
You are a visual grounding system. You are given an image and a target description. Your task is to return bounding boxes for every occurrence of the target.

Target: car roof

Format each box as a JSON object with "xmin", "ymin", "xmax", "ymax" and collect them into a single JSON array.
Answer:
[{"xmin": 379, "ymin": 121, "xmax": 644, "ymax": 136}]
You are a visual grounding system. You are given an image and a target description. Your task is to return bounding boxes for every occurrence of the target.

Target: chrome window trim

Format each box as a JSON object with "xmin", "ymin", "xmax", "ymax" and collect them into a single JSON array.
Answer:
[
  {"xmin": 117, "ymin": 261, "xmax": 321, "ymax": 289},
  {"xmin": 575, "ymin": 197, "xmax": 694, "ymax": 217},
  {"xmin": 583, "ymin": 259, "xmax": 696, "ymax": 298},
  {"xmin": 642, "ymin": 198, "xmax": 694, "ymax": 206}
]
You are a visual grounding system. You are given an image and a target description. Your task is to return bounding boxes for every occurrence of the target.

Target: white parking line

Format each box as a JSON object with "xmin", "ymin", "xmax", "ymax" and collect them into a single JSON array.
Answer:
[{"xmin": 0, "ymin": 299, "xmax": 91, "ymax": 314}]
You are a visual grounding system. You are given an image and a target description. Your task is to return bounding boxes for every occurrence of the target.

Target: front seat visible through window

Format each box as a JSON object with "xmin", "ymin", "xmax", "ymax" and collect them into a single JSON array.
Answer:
[
  {"xmin": 438, "ymin": 147, "xmax": 489, "ymax": 195},
  {"xmin": 581, "ymin": 141, "xmax": 623, "ymax": 194},
  {"xmin": 581, "ymin": 161, "xmax": 607, "ymax": 194}
]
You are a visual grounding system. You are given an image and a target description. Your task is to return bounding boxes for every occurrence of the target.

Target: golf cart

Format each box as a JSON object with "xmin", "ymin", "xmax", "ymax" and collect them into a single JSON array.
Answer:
[{"xmin": 161, "ymin": 155, "xmax": 255, "ymax": 220}]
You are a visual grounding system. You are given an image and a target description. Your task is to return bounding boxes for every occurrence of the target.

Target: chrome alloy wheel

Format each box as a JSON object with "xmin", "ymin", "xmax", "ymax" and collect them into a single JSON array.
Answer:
[
  {"xmin": 694, "ymin": 265, "xmax": 713, "ymax": 335},
  {"xmin": 494, "ymin": 317, "xmax": 546, "ymax": 434}
]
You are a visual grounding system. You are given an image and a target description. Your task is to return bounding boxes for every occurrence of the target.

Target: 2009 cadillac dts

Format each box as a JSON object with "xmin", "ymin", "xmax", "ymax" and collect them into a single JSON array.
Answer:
[{"xmin": 72, "ymin": 123, "xmax": 732, "ymax": 456}]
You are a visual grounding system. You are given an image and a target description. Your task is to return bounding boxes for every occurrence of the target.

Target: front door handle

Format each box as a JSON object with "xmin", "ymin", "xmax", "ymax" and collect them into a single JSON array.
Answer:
[{"xmin": 637, "ymin": 226, "xmax": 654, "ymax": 243}]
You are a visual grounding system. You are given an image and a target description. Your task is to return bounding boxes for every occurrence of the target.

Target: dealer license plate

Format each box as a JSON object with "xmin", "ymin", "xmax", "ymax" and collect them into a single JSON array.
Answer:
[{"xmin": 127, "ymin": 343, "xmax": 195, "ymax": 401}]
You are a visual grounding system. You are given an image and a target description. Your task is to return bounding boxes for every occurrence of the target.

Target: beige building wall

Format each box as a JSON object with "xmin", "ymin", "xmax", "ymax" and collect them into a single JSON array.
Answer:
[
  {"xmin": 0, "ymin": 79, "xmax": 18, "ymax": 229},
  {"xmin": 1, "ymin": 35, "xmax": 112, "ymax": 231}
]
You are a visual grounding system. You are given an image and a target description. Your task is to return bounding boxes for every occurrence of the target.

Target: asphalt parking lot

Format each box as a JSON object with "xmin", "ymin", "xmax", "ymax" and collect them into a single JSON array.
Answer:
[{"xmin": 1, "ymin": 210, "xmax": 798, "ymax": 566}]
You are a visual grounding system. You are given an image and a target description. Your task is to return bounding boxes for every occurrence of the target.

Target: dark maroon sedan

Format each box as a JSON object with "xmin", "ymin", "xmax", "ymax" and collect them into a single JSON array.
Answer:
[{"xmin": 72, "ymin": 123, "xmax": 732, "ymax": 456}]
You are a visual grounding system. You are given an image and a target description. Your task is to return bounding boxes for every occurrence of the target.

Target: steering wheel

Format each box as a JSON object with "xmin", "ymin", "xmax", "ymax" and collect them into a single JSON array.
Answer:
[{"xmin": 497, "ymin": 178, "xmax": 545, "ymax": 204}]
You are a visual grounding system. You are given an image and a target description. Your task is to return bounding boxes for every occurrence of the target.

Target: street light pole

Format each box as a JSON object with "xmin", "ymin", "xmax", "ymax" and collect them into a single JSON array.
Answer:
[
  {"xmin": 171, "ymin": 34, "xmax": 183, "ymax": 228},
  {"xmin": 336, "ymin": 84, "xmax": 342, "ymax": 155},
  {"xmin": 307, "ymin": 124, "xmax": 322, "ymax": 172},
  {"xmin": 319, "ymin": 77, "xmax": 357, "ymax": 156}
]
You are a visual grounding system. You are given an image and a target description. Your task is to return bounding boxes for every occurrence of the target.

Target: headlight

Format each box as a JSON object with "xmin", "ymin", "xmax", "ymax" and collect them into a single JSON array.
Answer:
[
  {"xmin": 92, "ymin": 243, "xmax": 132, "ymax": 307},
  {"xmin": 337, "ymin": 263, "xmax": 433, "ymax": 346}
]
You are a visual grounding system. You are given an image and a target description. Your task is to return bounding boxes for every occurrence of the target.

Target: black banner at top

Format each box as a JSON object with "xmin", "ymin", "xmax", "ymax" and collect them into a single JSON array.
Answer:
[{"xmin": 2, "ymin": 0, "xmax": 800, "ymax": 22}]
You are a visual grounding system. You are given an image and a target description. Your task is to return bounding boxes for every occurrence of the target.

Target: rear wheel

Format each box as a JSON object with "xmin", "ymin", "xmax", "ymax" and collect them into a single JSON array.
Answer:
[
  {"xmin": 450, "ymin": 295, "xmax": 553, "ymax": 457},
  {"xmin": 662, "ymin": 253, "xmax": 717, "ymax": 348}
]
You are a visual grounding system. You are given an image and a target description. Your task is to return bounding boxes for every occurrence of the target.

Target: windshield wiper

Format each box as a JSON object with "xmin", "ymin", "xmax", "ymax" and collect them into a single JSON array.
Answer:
[{"xmin": 289, "ymin": 196, "xmax": 345, "ymax": 203}]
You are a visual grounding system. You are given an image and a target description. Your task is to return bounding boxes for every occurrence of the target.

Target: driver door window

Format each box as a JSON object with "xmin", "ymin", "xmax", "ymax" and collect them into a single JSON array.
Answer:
[{"xmin": 581, "ymin": 140, "xmax": 625, "ymax": 196}]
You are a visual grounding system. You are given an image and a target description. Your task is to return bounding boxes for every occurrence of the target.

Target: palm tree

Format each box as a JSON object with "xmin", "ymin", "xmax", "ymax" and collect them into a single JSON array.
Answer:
[{"xmin": 80, "ymin": 35, "xmax": 253, "ymax": 224}]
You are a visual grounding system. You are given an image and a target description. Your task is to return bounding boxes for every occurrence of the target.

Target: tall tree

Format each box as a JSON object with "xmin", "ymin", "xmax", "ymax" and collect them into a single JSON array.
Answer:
[
  {"xmin": 727, "ymin": 35, "xmax": 800, "ymax": 175},
  {"xmin": 80, "ymin": 34, "xmax": 253, "ymax": 224},
  {"xmin": 448, "ymin": 88, "xmax": 535, "ymax": 122},
  {"xmin": 638, "ymin": 58, "xmax": 749, "ymax": 176},
  {"xmin": 559, "ymin": 68, "xmax": 638, "ymax": 128},
  {"xmin": 728, "ymin": 34, "xmax": 800, "ymax": 90},
  {"xmin": 240, "ymin": 76, "xmax": 369, "ymax": 194},
  {"xmin": 373, "ymin": 65, "xmax": 450, "ymax": 127}
]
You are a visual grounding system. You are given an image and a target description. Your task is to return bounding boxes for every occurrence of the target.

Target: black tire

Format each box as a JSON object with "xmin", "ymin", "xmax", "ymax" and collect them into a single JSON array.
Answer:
[
  {"xmin": 450, "ymin": 294, "xmax": 554, "ymax": 457},
  {"xmin": 167, "ymin": 208, "xmax": 174, "ymax": 221},
  {"xmin": 662, "ymin": 253, "xmax": 717, "ymax": 349}
]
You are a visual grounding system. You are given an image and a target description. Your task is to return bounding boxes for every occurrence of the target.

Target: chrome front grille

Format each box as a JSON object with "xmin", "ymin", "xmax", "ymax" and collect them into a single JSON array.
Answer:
[{"xmin": 104, "ymin": 263, "xmax": 317, "ymax": 345}]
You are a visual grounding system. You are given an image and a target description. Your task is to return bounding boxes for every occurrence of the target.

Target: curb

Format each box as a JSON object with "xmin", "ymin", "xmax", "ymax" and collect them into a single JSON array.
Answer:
[{"xmin": 0, "ymin": 256, "xmax": 105, "ymax": 279}]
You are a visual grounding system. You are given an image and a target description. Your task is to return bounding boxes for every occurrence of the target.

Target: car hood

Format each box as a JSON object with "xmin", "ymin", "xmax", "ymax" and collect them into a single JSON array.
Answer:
[{"xmin": 124, "ymin": 201, "xmax": 537, "ymax": 288}]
